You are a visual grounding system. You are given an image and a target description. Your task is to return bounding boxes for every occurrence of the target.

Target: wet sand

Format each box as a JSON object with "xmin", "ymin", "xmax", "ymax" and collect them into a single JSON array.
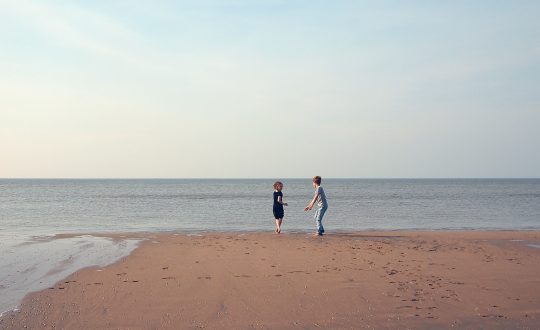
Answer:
[
  {"xmin": 0, "ymin": 234, "xmax": 141, "ymax": 316},
  {"xmin": 2, "ymin": 231, "xmax": 540, "ymax": 329}
]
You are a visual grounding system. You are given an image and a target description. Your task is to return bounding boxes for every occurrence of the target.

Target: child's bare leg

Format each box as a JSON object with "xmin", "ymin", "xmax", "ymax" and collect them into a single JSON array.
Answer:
[
  {"xmin": 275, "ymin": 219, "xmax": 280, "ymax": 233},
  {"xmin": 277, "ymin": 219, "xmax": 282, "ymax": 233}
]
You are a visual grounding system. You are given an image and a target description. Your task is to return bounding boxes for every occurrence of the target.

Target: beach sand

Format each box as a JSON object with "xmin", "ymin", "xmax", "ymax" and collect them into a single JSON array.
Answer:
[{"xmin": 2, "ymin": 231, "xmax": 540, "ymax": 329}]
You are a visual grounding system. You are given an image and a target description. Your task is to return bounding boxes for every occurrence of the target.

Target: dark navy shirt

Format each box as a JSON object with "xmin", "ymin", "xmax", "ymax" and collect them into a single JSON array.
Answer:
[{"xmin": 273, "ymin": 191, "xmax": 283, "ymax": 209}]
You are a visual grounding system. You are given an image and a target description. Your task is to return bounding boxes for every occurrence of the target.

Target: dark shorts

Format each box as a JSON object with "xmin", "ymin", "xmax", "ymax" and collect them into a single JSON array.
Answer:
[{"xmin": 273, "ymin": 206, "xmax": 284, "ymax": 219}]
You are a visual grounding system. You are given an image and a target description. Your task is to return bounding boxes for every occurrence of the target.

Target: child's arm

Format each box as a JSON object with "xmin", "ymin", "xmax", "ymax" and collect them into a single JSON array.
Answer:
[
  {"xmin": 277, "ymin": 195, "xmax": 288, "ymax": 207},
  {"xmin": 304, "ymin": 191, "xmax": 319, "ymax": 211}
]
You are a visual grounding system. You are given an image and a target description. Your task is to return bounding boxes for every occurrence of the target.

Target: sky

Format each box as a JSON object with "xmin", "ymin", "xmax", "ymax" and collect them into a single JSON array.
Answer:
[{"xmin": 1, "ymin": 1, "xmax": 539, "ymax": 178}]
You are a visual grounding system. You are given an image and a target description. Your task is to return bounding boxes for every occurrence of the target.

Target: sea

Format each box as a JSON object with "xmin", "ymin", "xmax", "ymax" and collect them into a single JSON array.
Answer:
[{"xmin": 1, "ymin": 178, "xmax": 540, "ymax": 314}]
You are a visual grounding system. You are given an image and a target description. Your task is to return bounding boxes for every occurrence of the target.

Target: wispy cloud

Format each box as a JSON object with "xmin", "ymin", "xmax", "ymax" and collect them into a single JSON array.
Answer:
[
  {"xmin": 2, "ymin": 1, "xmax": 138, "ymax": 54},
  {"xmin": 0, "ymin": 0, "xmax": 185, "ymax": 73}
]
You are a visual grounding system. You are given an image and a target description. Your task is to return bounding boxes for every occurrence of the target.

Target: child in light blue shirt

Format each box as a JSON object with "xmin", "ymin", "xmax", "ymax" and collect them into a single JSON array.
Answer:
[{"xmin": 304, "ymin": 176, "xmax": 328, "ymax": 236}]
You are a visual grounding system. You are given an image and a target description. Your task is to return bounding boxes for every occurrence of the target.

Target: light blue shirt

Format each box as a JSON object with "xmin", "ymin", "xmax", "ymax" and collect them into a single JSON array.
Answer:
[{"xmin": 316, "ymin": 186, "xmax": 328, "ymax": 208}]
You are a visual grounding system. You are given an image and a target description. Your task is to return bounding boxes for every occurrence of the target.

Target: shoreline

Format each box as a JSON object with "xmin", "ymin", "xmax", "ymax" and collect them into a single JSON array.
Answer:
[
  {"xmin": 2, "ymin": 230, "xmax": 540, "ymax": 329},
  {"xmin": 28, "ymin": 227, "xmax": 540, "ymax": 241},
  {"xmin": 0, "ymin": 234, "xmax": 142, "ymax": 318}
]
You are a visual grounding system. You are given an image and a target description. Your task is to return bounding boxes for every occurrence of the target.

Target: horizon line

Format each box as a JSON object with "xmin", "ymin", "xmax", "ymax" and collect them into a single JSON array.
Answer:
[{"xmin": 1, "ymin": 177, "xmax": 539, "ymax": 180}]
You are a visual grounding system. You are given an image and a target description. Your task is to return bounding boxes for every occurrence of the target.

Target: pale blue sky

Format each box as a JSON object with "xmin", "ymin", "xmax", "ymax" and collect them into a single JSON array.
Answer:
[{"xmin": 1, "ymin": 1, "xmax": 539, "ymax": 178}]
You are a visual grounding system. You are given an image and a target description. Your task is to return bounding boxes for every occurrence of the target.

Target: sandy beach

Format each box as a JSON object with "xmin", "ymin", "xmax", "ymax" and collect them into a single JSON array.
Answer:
[{"xmin": 2, "ymin": 231, "xmax": 540, "ymax": 329}]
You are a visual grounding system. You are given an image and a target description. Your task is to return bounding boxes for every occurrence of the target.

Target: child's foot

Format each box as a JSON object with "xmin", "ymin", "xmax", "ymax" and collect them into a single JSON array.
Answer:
[{"xmin": 277, "ymin": 228, "xmax": 281, "ymax": 234}]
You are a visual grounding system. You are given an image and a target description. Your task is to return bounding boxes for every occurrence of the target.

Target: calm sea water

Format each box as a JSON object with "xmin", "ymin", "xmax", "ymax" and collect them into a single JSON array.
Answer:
[
  {"xmin": 1, "ymin": 179, "xmax": 540, "ymax": 314},
  {"xmin": 1, "ymin": 179, "xmax": 540, "ymax": 233}
]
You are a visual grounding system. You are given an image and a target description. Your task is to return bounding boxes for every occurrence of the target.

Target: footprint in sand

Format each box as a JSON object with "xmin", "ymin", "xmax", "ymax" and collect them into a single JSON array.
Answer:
[
  {"xmin": 481, "ymin": 314, "xmax": 506, "ymax": 319},
  {"xmin": 161, "ymin": 276, "xmax": 175, "ymax": 280}
]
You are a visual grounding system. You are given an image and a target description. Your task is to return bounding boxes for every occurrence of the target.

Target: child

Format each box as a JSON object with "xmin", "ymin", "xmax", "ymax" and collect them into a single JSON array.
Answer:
[
  {"xmin": 273, "ymin": 181, "xmax": 288, "ymax": 233},
  {"xmin": 304, "ymin": 176, "xmax": 328, "ymax": 236}
]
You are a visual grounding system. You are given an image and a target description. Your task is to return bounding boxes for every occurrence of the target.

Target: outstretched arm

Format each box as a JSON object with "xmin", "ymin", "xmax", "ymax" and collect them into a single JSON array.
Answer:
[{"xmin": 304, "ymin": 191, "xmax": 319, "ymax": 211}]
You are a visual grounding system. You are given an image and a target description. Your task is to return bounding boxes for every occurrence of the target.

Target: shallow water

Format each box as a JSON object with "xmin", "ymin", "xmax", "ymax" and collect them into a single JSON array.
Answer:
[{"xmin": 0, "ymin": 234, "xmax": 140, "ymax": 315}]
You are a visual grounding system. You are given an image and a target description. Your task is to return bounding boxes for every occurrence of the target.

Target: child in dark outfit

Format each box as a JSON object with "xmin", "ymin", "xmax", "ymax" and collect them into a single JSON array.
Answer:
[{"xmin": 273, "ymin": 181, "xmax": 288, "ymax": 234}]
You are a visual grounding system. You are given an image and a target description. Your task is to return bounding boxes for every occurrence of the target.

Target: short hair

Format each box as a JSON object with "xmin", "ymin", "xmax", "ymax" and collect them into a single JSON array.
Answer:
[
  {"xmin": 273, "ymin": 181, "xmax": 283, "ymax": 190},
  {"xmin": 313, "ymin": 176, "xmax": 322, "ymax": 185}
]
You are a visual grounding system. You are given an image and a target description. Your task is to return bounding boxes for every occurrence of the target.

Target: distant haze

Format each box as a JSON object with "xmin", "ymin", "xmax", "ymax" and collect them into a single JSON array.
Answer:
[{"xmin": 1, "ymin": 1, "xmax": 539, "ymax": 178}]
